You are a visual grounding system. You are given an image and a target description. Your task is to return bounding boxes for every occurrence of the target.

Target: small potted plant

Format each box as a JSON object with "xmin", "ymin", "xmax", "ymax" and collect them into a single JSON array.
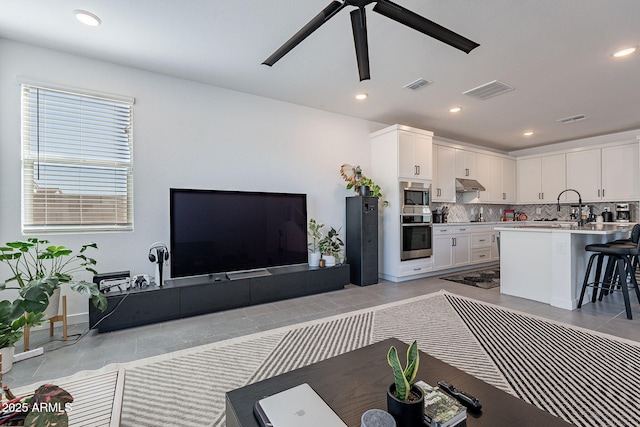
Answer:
[
  {"xmin": 307, "ymin": 219, "xmax": 324, "ymax": 267},
  {"xmin": 318, "ymin": 227, "xmax": 344, "ymax": 267},
  {"xmin": 386, "ymin": 340, "xmax": 424, "ymax": 427},
  {"xmin": 340, "ymin": 164, "xmax": 389, "ymax": 206}
]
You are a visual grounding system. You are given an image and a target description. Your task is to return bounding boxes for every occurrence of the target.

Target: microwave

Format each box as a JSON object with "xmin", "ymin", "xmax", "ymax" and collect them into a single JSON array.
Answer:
[{"xmin": 402, "ymin": 184, "xmax": 431, "ymax": 224}]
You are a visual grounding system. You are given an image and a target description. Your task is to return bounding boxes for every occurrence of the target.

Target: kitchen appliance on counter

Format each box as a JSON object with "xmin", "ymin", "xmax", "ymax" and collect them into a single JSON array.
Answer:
[
  {"xmin": 401, "ymin": 182, "xmax": 432, "ymax": 260},
  {"xmin": 602, "ymin": 207, "xmax": 613, "ymax": 223},
  {"xmin": 616, "ymin": 203, "xmax": 631, "ymax": 222}
]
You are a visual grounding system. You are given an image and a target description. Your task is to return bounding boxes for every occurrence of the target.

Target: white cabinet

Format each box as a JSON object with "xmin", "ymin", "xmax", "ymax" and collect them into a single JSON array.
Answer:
[
  {"xmin": 455, "ymin": 149, "xmax": 477, "ymax": 179},
  {"xmin": 398, "ymin": 129, "xmax": 433, "ymax": 181},
  {"xmin": 433, "ymin": 226, "xmax": 471, "ymax": 270},
  {"xmin": 602, "ymin": 144, "xmax": 639, "ymax": 201},
  {"xmin": 566, "ymin": 149, "xmax": 601, "ymax": 201},
  {"xmin": 566, "ymin": 143, "xmax": 639, "ymax": 202},
  {"xmin": 475, "ymin": 155, "xmax": 516, "ymax": 203},
  {"xmin": 502, "ymin": 159, "xmax": 516, "ymax": 203},
  {"xmin": 517, "ymin": 154, "xmax": 566, "ymax": 203},
  {"xmin": 432, "ymin": 144, "xmax": 456, "ymax": 202},
  {"xmin": 371, "ymin": 124, "xmax": 434, "ymax": 283}
]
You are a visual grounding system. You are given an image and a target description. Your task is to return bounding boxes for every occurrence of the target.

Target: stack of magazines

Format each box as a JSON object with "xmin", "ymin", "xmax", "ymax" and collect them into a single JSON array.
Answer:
[{"xmin": 415, "ymin": 381, "xmax": 467, "ymax": 427}]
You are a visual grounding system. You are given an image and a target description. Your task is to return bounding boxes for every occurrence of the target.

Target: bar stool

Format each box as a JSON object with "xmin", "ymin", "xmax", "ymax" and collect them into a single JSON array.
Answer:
[{"xmin": 578, "ymin": 228, "xmax": 640, "ymax": 319}]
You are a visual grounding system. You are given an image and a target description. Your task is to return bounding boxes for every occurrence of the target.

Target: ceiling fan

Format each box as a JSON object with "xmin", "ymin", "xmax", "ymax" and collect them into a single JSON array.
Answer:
[{"xmin": 262, "ymin": 0, "xmax": 480, "ymax": 81}]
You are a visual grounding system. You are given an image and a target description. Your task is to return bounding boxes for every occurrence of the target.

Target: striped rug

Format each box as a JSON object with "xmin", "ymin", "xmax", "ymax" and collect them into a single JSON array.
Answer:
[{"xmin": 115, "ymin": 290, "xmax": 640, "ymax": 427}]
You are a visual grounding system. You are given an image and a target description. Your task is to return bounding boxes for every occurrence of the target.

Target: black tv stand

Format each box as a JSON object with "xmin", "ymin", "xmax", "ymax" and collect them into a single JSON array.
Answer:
[{"xmin": 89, "ymin": 264, "xmax": 350, "ymax": 332}]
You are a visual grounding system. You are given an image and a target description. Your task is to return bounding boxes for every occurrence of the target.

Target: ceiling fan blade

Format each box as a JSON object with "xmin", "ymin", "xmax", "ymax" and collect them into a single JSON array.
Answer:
[
  {"xmin": 350, "ymin": 8, "xmax": 371, "ymax": 81},
  {"xmin": 373, "ymin": 0, "xmax": 480, "ymax": 54},
  {"xmin": 262, "ymin": 1, "xmax": 346, "ymax": 66}
]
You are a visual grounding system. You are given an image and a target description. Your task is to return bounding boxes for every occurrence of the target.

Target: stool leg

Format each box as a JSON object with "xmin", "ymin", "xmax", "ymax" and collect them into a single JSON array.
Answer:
[
  {"xmin": 599, "ymin": 257, "xmax": 617, "ymax": 300},
  {"xmin": 591, "ymin": 254, "xmax": 605, "ymax": 303},
  {"xmin": 618, "ymin": 257, "xmax": 633, "ymax": 320},
  {"xmin": 579, "ymin": 253, "xmax": 598, "ymax": 308}
]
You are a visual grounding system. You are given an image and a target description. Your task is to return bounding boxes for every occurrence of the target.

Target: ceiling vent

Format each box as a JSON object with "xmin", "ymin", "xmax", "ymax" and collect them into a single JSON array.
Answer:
[
  {"xmin": 463, "ymin": 80, "xmax": 514, "ymax": 100},
  {"xmin": 558, "ymin": 114, "xmax": 587, "ymax": 124},
  {"xmin": 403, "ymin": 78, "xmax": 432, "ymax": 90}
]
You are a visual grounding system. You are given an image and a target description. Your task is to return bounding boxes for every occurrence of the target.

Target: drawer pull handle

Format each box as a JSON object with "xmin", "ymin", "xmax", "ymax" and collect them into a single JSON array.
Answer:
[
  {"xmin": 479, "ymin": 254, "xmax": 486, "ymax": 258},
  {"xmin": 479, "ymin": 239, "xmax": 486, "ymax": 242},
  {"xmin": 413, "ymin": 268, "xmax": 422, "ymax": 271}
]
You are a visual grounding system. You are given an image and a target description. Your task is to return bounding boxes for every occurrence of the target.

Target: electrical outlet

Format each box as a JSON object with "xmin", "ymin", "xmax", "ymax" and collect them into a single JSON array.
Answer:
[{"xmin": 536, "ymin": 208, "xmax": 542, "ymax": 214}]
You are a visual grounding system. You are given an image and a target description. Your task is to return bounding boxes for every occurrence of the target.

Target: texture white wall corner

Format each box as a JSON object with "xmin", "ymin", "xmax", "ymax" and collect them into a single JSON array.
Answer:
[{"xmin": 0, "ymin": 38, "xmax": 387, "ymax": 323}]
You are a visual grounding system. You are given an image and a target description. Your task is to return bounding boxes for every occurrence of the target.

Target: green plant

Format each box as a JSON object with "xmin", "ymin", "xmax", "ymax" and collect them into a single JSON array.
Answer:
[
  {"xmin": 0, "ymin": 383, "xmax": 74, "ymax": 426},
  {"xmin": 387, "ymin": 340, "xmax": 420, "ymax": 401},
  {"xmin": 0, "ymin": 238, "xmax": 107, "ymax": 349},
  {"xmin": 318, "ymin": 227, "xmax": 344, "ymax": 259},
  {"xmin": 340, "ymin": 164, "xmax": 389, "ymax": 207},
  {"xmin": 307, "ymin": 219, "xmax": 325, "ymax": 253}
]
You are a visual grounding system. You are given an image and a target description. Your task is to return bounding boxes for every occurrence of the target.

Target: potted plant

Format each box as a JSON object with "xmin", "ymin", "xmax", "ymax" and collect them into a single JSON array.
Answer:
[
  {"xmin": 0, "ymin": 383, "xmax": 74, "ymax": 426},
  {"xmin": 318, "ymin": 227, "xmax": 344, "ymax": 267},
  {"xmin": 0, "ymin": 238, "xmax": 107, "ymax": 370},
  {"xmin": 386, "ymin": 340, "xmax": 424, "ymax": 427},
  {"xmin": 307, "ymin": 219, "xmax": 324, "ymax": 267},
  {"xmin": 340, "ymin": 164, "xmax": 389, "ymax": 206}
]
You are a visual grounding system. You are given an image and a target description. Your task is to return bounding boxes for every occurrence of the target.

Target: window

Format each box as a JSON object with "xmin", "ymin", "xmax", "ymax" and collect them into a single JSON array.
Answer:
[{"xmin": 21, "ymin": 84, "xmax": 134, "ymax": 233}]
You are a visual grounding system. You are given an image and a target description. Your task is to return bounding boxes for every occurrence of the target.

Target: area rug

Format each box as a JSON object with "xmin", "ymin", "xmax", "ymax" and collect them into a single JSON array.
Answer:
[
  {"xmin": 13, "ymin": 291, "xmax": 639, "ymax": 426},
  {"xmin": 101, "ymin": 290, "xmax": 640, "ymax": 427},
  {"xmin": 441, "ymin": 266, "xmax": 500, "ymax": 289}
]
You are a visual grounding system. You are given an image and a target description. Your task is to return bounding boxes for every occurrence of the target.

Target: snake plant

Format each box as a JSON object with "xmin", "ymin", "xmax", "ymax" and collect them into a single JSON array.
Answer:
[{"xmin": 387, "ymin": 340, "xmax": 420, "ymax": 401}]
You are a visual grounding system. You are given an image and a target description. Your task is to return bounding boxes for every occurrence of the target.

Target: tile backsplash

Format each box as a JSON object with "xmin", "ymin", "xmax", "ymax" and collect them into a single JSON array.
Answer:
[{"xmin": 432, "ymin": 197, "xmax": 638, "ymax": 223}]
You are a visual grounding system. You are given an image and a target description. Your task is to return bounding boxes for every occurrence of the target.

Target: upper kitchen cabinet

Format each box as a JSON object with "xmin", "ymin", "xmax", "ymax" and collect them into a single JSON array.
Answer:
[
  {"xmin": 566, "ymin": 143, "xmax": 639, "ymax": 202},
  {"xmin": 470, "ymin": 154, "xmax": 516, "ymax": 203},
  {"xmin": 370, "ymin": 125, "xmax": 433, "ymax": 182},
  {"xmin": 397, "ymin": 128, "xmax": 433, "ymax": 181},
  {"xmin": 517, "ymin": 154, "xmax": 566, "ymax": 203},
  {"xmin": 432, "ymin": 144, "xmax": 456, "ymax": 202},
  {"xmin": 455, "ymin": 149, "xmax": 477, "ymax": 179}
]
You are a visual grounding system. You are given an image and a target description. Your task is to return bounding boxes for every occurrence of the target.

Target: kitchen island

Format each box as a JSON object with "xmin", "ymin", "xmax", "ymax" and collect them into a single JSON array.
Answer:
[{"xmin": 495, "ymin": 223, "xmax": 635, "ymax": 310}]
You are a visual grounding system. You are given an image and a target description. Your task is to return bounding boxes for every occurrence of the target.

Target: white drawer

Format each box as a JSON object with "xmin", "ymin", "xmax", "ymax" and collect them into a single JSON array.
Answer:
[
  {"xmin": 471, "ymin": 233, "xmax": 492, "ymax": 248},
  {"xmin": 398, "ymin": 259, "xmax": 433, "ymax": 276},
  {"xmin": 471, "ymin": 248, "xmax": 491, "ymax": 263}
]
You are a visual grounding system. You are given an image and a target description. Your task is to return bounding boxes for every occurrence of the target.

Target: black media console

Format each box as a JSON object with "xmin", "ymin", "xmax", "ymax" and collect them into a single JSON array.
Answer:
[{"xmin": 88, "ymin": 264, "xmax": 350, "ymax": 332}]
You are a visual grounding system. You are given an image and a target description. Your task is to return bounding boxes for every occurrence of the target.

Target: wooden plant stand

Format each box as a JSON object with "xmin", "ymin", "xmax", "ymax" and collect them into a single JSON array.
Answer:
[{"xmin": 24, "ymin": 295, "xmax": 67, "ymax": 352}]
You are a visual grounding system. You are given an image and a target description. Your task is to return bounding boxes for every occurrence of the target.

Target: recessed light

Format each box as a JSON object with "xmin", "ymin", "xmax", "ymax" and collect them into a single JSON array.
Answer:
[
  {"xmin": 355, "ymin": 93, "xmax": 368, "ymax": 100},
  {"xmin": 449, "ymin": 107, "xmax": 462, "ymax": 113},
  {"xmin": 74, "ymin": 10, "xmax": 101, "ymax": 27},
  {"xmin": 523, "ymin": 131, "xmax": 534, "ymax": 137},
  {"xmin": 613, "ymin": 46, "xmax": 637, "ymax": 58}
]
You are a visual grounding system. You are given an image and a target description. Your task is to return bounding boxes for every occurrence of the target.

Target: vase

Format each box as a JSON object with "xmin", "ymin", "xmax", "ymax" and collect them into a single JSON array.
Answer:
[
  {"xmin": 43, "ymin": 288, "xmax": 62, "ymax": 320},
  {"xmin": 358, "ymin": 185, "xmax": 371, "ymax": 196},
  {"xmin": 309, "ymin": 252, "xmax": 321, "ymax": 267},
  {"xmin": 387, "ymin": 383, "xmax": 424, "ymax": 427},
  {"xmin": 1, "ymin": 346, "xmax": 15, "ymax": 374},
  {"xmin": 323, "ymin": 255, "xmax": 336, "ymax": 267}
]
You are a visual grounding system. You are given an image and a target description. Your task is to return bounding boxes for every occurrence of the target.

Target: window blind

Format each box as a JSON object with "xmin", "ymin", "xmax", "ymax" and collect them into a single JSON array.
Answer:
[{"xmin": 21, "ymin": 84, "xmax": 134, "ymax": 233}]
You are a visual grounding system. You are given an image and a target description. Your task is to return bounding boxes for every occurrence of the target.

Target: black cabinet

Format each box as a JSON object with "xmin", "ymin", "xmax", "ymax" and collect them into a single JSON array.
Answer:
[
  {"xmin": 89, "ymin": 264, "xmax": 349, "ymax": 332},
  {"xmin": 346, "ymin": 196, "xmax": 379, "ymax": 286}
]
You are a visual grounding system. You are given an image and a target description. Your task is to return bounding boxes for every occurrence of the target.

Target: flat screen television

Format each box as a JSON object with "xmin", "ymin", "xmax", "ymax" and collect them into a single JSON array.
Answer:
[{"xmin": 170, "ymin": 188, "xmax": 308, "ymax": 278}]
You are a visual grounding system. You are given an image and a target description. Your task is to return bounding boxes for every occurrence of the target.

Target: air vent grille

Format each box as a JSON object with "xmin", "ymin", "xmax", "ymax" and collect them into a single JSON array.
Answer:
[
  {"xmin": 403, "ymin": 78, "xmax": 432, "ymax": 90},
  {"xmin": 463, "ymin": 80, "xmax": 514, "ymax": 100},
  {"xmin": 558, "ymin": 114, "xmax": 587, "ymax": 124}
]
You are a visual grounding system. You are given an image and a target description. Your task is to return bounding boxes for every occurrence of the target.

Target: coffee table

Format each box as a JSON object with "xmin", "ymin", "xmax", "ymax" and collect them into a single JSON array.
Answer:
[{"xmin": 225, "ymin": 338, "xmax": 572, "ymax": 427}]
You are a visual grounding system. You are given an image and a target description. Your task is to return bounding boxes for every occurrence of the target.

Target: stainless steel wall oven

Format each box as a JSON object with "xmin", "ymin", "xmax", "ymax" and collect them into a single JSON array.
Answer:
[{"xmin": 401, "ymin": 183, "xmax": 432, "ymax": 260}]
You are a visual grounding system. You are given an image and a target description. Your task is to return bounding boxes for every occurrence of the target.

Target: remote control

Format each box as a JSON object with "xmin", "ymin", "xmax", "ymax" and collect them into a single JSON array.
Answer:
[{"xmin": 438, "ymin": 381, "xmax": 483, "ymax": 411}]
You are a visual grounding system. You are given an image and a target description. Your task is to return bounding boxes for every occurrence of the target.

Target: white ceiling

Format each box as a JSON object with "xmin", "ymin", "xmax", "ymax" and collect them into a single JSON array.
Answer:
[{"xmin": 0, "ymin": 0, "xmax": 638, "ymax": 151}]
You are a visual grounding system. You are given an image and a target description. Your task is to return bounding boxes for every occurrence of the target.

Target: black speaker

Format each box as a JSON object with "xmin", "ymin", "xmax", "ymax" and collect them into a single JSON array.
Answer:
[{"xmin": 346, "ymin": 196, "xmax": 378, "ymax": 286}]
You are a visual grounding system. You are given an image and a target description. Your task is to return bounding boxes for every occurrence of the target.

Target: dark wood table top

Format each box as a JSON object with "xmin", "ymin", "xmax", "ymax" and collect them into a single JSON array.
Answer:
[{"xmin": 226, "ymin": 338, "xmax": 572, "ymax": 427}]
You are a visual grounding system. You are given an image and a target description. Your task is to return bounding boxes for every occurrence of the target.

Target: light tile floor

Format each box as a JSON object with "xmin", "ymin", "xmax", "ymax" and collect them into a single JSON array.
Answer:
[{"xmin": 4, "ymin": 269, "xmax": 640, "ymax": 388}]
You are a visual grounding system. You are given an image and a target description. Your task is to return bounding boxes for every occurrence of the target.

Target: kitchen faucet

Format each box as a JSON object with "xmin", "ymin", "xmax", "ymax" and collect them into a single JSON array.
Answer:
[{"xmin": 557, "ymin": 189, "xmax": 583, "ymax": 226}]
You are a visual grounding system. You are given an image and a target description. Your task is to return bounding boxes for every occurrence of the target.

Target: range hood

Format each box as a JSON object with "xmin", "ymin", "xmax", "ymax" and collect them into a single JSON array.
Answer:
[{"xmin": 456, "ymin": 178, "xmax": 486, "ymax": 192}]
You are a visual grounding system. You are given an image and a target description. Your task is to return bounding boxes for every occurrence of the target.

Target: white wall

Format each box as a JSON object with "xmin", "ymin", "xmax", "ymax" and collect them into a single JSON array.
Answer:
[{"xmin": 0, "ymin": 39, "xmax": 386, "ymax": 322}]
